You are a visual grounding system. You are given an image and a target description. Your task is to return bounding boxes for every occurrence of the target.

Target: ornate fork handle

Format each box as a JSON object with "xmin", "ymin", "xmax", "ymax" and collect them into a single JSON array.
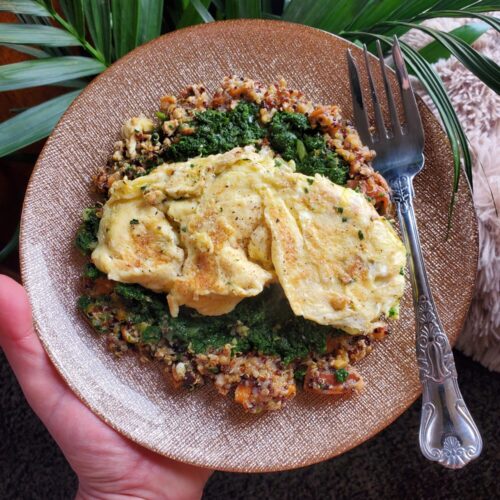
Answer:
[{"xmin": 391, "ymin": 173, "xmax": 482, "ymax": 469}]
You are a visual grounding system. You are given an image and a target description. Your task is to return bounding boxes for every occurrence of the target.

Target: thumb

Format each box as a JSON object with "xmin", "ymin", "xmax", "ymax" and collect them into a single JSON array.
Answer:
[{"xmin": 0, "ymin": 275, "xmax": 68, "ymax": 422}]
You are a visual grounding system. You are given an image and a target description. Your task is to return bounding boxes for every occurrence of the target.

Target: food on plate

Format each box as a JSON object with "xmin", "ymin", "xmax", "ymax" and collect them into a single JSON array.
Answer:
[{"xmin": 77, "ymin": 77, "xmax": 406, "ymax": 413}]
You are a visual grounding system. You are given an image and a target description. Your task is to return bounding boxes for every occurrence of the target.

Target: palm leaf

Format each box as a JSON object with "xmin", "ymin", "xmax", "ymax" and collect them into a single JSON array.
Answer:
[
  {"xmin": 225, "ymin": 0, "xmax": 261, "ymax": 18},
  {"xmin": 468, "ymin": 3, "xmax": 500, "ymax": 12},
  {"xmin": 416, "ymin": 10, "xmax": 500, "ymax": 31},
  {"xmin": 40, "ymin": 3, "xmax": 107, "ymax": 64},
  {"xmin": 348, "ymin": 0, "xmax": 404, "ymax": 31},
  {"xmin": 111, "ymin": 0, "xmax": 163, "ymax": 60},
  {"xmin": 388, "ymin": 1, "xmax": 442, "ymax": 20},
  {"xmin": 0, "ymin": 23, "xmax": 80, "ymax": 46},
  {"xmin": 111, "ymin": 0, "xmax": 140, "ymax": 59},
  {"xmin": 212, "ymin": 0, "xmax": 224, "ymax": 13},
  {"xmin": 0, "ymin": 90, "xmax": 81, "ymax": 157},
  {"xmin": 177, "ymin": 0, "xmax": 213, "ymax": 27},
  {"xmin": 430, "ymin": 0, "xmax": 485, "ymax": 9},
  {"xmin": 283, "ymin": 0, "xmax": 367, "ymax": 32},
  {"xmin": 419, "ymin": 21, "xmax": 491, "ymax": 63},
  {"xmin": 0, "ymin": 57, "xmax": 106, "ymax": 91},
  {"xmin": 49, "ymin": 78, "xmax": 89, "ymax": 88},
  {"xmin": 0, "ymin": 42, "xmax": 49, "ymax": 58},
  {"xmin": 84, "ymin": 0, "xmax": 112, "ymax": 64},
  {"xmin": 0, "ymin": 0, "xmax": 49, "ymax": 16},
  {"xmin": 190, "ymin": 0, "xmax": 214, "ymax": 23},
  {"xmin": 360, "ymin": 1, "xmax": 442, "ymax": 39},
  {"xmin": 382, "ymin": 21, "xmax": 500, "ymax": 93},
  {"xmin": 137, "ymin": 0, "xmax": 164, "ymax": 45},
  {"xmin": 58, "ymin": 0, "xmax": 85, "ymax": 38}
]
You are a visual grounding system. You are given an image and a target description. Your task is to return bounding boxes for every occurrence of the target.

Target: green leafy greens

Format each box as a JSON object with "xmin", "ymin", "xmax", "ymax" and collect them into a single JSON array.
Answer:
[
  {"xmin": 164, "ymin": 103, "xmax": 349, "ymax": 186},
  {"xmin": 166, "ymin": 102, "xmax": 265, "ymax": 161},
  {"xmin": 268, "ymin": 111, "xmax": 349, "ymax": 185},
  {"xmin": 75, "ymin": 207, "xmax": 100, "ymax": 254},
  {"xmin": 79, "ymin": 279, "xmax": 339, "ymax": 366}
]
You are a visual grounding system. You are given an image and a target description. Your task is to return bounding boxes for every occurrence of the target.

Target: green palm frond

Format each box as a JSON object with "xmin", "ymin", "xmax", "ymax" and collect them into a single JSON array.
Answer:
[
  {"xmin": 0, "ymin": 23, "xmax": 81, "ymax": 46},
  {"xmin": 0, "ymin": 0, "xmax": 50, "ymax": 16},
  {"xmin": 0, "ymin": 56, "xmax": 105, "ymax": 91},
  {"xmin": 0, "ymin": 1, "xmax": 498, "ymax": 231},
  {"xmin": 0, "ymin": 90, "xmax": 82, "ymax": 157},
  {"xmin": 418, "ymin": 22, "xmax": 491, "ymax": 62}
]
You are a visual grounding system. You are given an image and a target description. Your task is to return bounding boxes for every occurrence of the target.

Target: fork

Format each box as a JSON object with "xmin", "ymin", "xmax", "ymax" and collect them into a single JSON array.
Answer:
[{"xmin": 347, "ymin": 37, "xmax": 482, "ymax": 469}]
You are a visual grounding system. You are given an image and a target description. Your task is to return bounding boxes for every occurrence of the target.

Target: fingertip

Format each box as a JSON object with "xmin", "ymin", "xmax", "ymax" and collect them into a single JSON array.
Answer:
[{"xmin": 0, "ymin": 274, "xmax": 34, "ymax": 344}]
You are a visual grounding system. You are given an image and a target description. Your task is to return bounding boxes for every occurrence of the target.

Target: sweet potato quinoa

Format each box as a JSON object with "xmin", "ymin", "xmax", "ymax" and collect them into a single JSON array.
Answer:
[{"xmin": 77, "ymin": 77, "xmax": 398, "ymax": 413}]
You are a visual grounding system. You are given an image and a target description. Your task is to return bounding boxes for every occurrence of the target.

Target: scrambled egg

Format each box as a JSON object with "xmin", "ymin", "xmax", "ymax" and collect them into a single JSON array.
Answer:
[{"xmin": 92, "ymin": 146, "xmax": 406, "ymax": 334}]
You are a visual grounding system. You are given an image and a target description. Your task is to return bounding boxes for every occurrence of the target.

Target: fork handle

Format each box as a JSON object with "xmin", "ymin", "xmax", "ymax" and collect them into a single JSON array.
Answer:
[{"xmin": 390, "ymin": 173, "xmax": 482, "ymax": 469}]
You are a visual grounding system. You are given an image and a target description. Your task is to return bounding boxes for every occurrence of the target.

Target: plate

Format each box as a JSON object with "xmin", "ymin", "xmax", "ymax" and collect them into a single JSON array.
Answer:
[{"xmin": 20, "ymin": 20, "xmax": 478, "ymax": 472}]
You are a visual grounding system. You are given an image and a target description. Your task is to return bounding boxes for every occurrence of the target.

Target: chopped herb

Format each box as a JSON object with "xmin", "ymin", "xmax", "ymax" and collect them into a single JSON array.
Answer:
[
  {"xmin": 155, "ymin": 111, "xmax": 167, "ymax": 121},
  {"xmin": 75, "ymin": 207, "xmax": 100, "ymax": 255},
  {"xmin": 388, "ymin": 305, "xmax": 399, "ymax": 319},
  {"xmin": 336, "ymin": 207, "xmax": 344, "ymax": 214},
  {"xmin": 83, "ymin": 263, "xmax": 102, "ymax": 280},
  {"xmin": 400, "ymin": 267, "xmax": 405, "ymax": 276},
  {"xmin": 358, "ymin": 230, "xmax": 364, "ymax": 240},
  {"xmin": 181, "ymin": 226, "xmax": 187, "ymax": 232},
  {"xmin": 307, "ymin": 178, "xmax": 314, "ymax": 185},
  {"xmin": 335, "ymin": 368, "xmax": 349, "ymax": 383},
  {"xmin": 130, "ymin": 219, "xmax": 139, "ymax": 225},
  {"xmin": 115, "ymin": 283, "xmax": 153, "ymax": 303},
  {"xmin": 342, "ymin": 217, "xmax": 348, "ymax": 223},
  {"xmin": 296, "ymin": 139, "xmax": 307, "ymax": 161},
  {"xmin": 142, "ymin": 325, "xmax": 162, "ymax": 344},
  {"xmin": 77, "ymin": 295, "xmax": 92, "ymax": 311},
  {"xmin": 304, "ymin": 187, "xmax": 309, "ymax": 193},
  {"xmin": 294, "ymin": 367, "xmax": 307, "ymax": 382}
]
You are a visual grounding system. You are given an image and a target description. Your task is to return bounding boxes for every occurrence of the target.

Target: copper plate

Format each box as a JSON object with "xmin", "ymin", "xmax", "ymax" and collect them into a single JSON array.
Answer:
[{"xmin": 20, "ymin": 20, "xmax": 478, "ymax": 472}]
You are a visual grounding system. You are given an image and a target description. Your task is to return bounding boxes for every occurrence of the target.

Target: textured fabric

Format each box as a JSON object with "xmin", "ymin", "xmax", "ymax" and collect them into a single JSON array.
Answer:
[
  {"xmin": 20, "ymin": 21, "xmax": 477, "ymax": 471},
  {"xmin": 404, "ymin": 18, "xmax": 500, "ymax": 371}
]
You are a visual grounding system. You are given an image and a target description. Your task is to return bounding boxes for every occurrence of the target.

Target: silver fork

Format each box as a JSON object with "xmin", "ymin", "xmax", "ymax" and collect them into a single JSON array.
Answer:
[{"xmin": 347, "ymin": 37, "xmax": 482, "ymax": 469}]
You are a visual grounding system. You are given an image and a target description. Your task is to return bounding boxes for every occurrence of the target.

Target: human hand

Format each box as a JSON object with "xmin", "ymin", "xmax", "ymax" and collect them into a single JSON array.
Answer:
[{"xmin": 0, "ymin": 275, "xmax": 213, "ymax": 499}]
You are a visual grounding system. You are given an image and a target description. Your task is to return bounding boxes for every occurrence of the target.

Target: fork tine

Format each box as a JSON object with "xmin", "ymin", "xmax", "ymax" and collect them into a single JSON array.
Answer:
[
  {"xmin": 376, "ymin": 40, "xmax": 402, "ymax": 138},
  {"xmin": 363, "ymin": 44, "xmax": 387, "ymax": 141},
  {"xmin": 392, "ymin": 37, "xmax": 424, "ymax": 144},
  {"xmin": 347, "ymin": 48, "xmax": 372, "ymax": 147}
]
